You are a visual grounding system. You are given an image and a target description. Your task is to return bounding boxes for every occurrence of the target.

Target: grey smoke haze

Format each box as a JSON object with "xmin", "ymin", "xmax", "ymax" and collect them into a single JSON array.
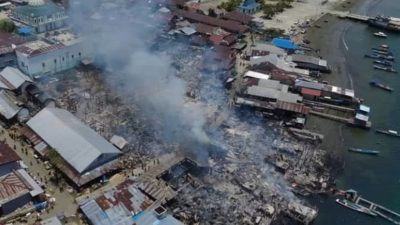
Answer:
[
  {"xmin": 68, "ymin": 0, "xmax": 298, "ymax": 202},
  {"xmin": 69, "ymin": 0, "xmax": 210, "ymax": 149}
]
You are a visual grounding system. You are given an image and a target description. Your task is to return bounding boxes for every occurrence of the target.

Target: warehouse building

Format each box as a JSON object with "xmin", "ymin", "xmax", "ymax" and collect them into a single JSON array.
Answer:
[{"xmin": 26, "ymin": 107, "xmax": 121, "ymax": 187}]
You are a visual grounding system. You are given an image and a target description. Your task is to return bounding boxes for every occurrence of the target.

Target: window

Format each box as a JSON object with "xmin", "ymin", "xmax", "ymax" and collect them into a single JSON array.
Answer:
[
  {"xmin": 42, "ymin": 62, "xmax": 45, "ymax": 68},
  {"xmin": 54, "ymin": 59, "xmax": 57, "ymax": 64},
  {"xmin": 78, "ymin": 52, "xmax": 81, "ymax": 57},
  {"xmin": 62, "ymin": 57, "xmax": 64, "ymax": 61},
  {"xmin": 71, "ymin": 54, "xmax": 74, "ymax": 59}
]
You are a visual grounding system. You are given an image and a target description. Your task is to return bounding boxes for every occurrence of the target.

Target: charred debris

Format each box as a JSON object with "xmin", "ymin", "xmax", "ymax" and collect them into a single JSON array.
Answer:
[{"xmin": 0, "ymin": 0, "xmax": 367, "ymax": 224}]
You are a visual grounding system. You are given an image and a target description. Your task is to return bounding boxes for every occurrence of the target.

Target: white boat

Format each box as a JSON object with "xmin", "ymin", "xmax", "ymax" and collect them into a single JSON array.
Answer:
[{"xmin": 374, "ymin": 32, "xmax": 388, "ymax": 38}]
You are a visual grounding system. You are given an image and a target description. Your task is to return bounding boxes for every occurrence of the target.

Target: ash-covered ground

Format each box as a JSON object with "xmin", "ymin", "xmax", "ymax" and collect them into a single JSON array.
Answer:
[{"xmin": 37, "ymin": 1, "xmax": 336, "ymax": 224}]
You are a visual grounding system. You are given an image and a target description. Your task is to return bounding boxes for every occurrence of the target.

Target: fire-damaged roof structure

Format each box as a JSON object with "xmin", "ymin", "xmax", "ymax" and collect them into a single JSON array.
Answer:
[
  {"xmin": 26, "ymin": 107, "xmax": 121, "ymax": 174},
  {"xmin": 79, "ymin": 178, "xmax": 154, "ymax": 225}
]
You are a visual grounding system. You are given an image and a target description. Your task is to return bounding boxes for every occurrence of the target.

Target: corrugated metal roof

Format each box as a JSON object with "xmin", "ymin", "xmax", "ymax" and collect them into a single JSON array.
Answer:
[
  {"xmin": 0, "ymin": 90, "xmax": 21, "ymax": 120},
  {"xmin": 0, "ymin": 170, "xmax": 29, "ymax": 204},
  {"xmin": 40, "ymin": 216, "xmax": 63, "ymax": 225},
  {"xmin": 247, "ymin": 86, "xmax": 279, "ymax": 99},
  {"xmin": 80, "ymin": 179, "xmax": 154, "ymax": 225},
  {"xmin": 355, "ymin": 113, "xmax": 369, "ymax": 122},
  {"xmin": 359, "ymin": 104, "xmax": 370, "ymax": 113},
  {"xmin": 290, "ymin": 54, "xmax": 327, "ymax": 67},
  {"xmin": 295, "ymin": 80, "xmax": 325, "ymax": 90},
  {"xmin": 301, "ymin": 88, "xmax": 321, "ymax": 97},
  {"xmin": 0, "ymin": 143, "xmax": 20, "ymax": 166},
  {"xmin": 135, "ymin": 210, "xmax": 184, "ymax": 225},
  {"xmin": 276, "ymin": 101, "xmax": 310, "ymax": 114},
  {"xmin": 244, "ymin": 71, "xmax": 270, "ymax": 81},
  {"xmin": 272, "ymin": 38, "xmax": 298, "ymax": 50},
  {"xmin": 27, "ymin": 107, "xmax": 121, "ymax": 174},
  {"xmin": 0, "ymin": 67, "xmax": 32, "ymax": 90}
]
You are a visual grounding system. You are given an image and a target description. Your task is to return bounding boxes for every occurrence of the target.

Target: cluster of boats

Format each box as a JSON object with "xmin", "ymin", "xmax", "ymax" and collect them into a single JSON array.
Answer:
[
  {"xmin": 348, "ymin": 129, "xmax": 400, "ymax": 156},
  {"xmin": 365, "ymin": 44, "xmax": 397, "ymax": 73}
]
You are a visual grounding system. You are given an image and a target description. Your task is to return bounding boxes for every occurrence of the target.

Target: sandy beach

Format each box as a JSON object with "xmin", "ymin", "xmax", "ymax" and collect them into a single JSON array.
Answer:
[{"xmin": 258, "ymin": 0, "xmax": 351, "ymax": 33}]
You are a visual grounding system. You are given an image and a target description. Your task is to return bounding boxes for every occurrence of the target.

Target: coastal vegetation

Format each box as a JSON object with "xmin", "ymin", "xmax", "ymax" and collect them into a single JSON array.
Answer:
[
  {"xmin": 0, "ymin": 19, "xmax": 15, "ymax": 33},
  {"xmin": 261, "ymin": 0, "xmax": 294, "ymax": 19}
]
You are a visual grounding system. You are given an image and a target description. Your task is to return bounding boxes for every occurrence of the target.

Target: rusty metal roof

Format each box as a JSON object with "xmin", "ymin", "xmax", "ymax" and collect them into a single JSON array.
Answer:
[
  {"xmin": 0, "ymin": 143, "xmax": 20, "ymax": 166},
  {"xmin": 275, "ymin": 101, "xmax": 310, "ymax": 114},
  {"xmin": 80, "ymin": 178, "xmax": 154, "ymax": 225}
]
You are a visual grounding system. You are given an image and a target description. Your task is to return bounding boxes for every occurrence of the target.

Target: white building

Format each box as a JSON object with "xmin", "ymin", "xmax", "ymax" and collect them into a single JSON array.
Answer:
[
  {"xmin": 15, "ymin": 31, "xmax": 90, "ymax": 78},
  {"xmin": 11, "ymin": 0, "xmax": 67, "ymax": 33}
]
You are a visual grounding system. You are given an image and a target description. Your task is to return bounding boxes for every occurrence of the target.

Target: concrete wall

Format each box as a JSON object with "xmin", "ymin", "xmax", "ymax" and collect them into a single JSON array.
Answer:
[{"xmin": 17, "ymin": 41, "xmax": 90, "ymax": 78}]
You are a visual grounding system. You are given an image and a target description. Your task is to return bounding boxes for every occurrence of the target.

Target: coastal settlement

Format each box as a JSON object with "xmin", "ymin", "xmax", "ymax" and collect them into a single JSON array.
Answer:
[{"xmin": 0, "ymin": 0, "xmax": 392, "ymax": 225}]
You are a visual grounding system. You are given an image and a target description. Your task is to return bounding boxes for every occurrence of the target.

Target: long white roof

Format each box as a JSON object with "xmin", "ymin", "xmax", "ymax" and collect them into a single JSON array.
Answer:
[{"xmin": 27, "ymin": 107, "xmax": 120, "ymax": 173}]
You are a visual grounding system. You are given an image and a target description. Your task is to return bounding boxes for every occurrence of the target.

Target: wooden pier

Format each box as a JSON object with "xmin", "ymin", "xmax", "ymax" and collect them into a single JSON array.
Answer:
[
  {"xmin": 329, "ymin": 11, "xmax": 371, "ymax": 22},
  {"xmin": 356, "ymin": 197, "xmax": 400, "ymax": 225},
  {"xmin": 345, "ymin": 14, "xmax": 371, "ymax": 22}
]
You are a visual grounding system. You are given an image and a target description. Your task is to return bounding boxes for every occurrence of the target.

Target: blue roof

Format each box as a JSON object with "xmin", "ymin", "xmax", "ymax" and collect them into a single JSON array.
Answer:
[
  {"xmin": 239, "ymin": 0, "xmax": 259, "ymax": 10},
  {"xmin": 272, "ymin": 38, "xmax": 298, "ymax": 50},
  {"xmin": 18, "ymin": 27, "xmax": 31, "ymax": 34}
]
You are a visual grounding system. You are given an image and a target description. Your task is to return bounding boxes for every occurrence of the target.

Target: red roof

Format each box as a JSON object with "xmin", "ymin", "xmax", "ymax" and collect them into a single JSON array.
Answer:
[
  {"xmin": 195, "ymin": 23, "xmax": 215, "ymax": 35},
  {"xmin": 223, "ymin": 11, "xmax": 253, "ymax": 25},
  {"xmin": 175, "ymin": 10, "xmax": 249, "ymax": 33},
  {"xmin": 0, "ymin": 144, "xmax": 20, "ymax": 166},
  {"xmin": 209, "ymin": 34, "xmax": 224, "ymax": 45},
  {"xmin": 301, "ymin": 88, "xmax": 321, "ymax": 97},
  {"xmin": 275, "ymin": 101, "xmax": 310, "ymax": 114}
]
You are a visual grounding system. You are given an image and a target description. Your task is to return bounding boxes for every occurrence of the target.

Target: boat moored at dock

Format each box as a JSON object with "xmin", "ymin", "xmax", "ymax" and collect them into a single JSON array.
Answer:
[
  {"xmin": 365, "ymin": 54, "xmax": 395, "ymax": 61},
  {"xmin": 348, "ymin": 147, "xmax": 379, "ymax": 155},
  {"xmin": 373, "ymin": 60, "xmax": 392, "ymax": 66},
  {"xmin": 376, "ymin": 129, "xmax": 400, "ymax": 137},
  {"xmin": 336, "ymin": 199, "xmax": 378, "ymax": 216},
  {"xmin": 368, "ymin": 15, "xmax": 400, "ymax": 32},
  {"xmin": 373, "ymin": 65, "xmax": 397, "ymax": 73}
]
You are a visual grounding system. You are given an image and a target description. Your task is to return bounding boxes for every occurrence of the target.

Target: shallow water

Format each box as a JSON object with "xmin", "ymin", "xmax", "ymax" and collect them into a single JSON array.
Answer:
[{"xmin": 312, "ymin": 1, "xmax": 400, "ymax": 225}]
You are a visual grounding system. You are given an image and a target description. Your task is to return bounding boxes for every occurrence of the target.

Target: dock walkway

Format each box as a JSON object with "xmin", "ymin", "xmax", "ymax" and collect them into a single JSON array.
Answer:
[
  {"xmin": 356, "ymin": 197, "xmax": 400, "ymax": 225},
  {"xmin": 328, "ymin": 11, "xmax": 371, "ymax": 22}
]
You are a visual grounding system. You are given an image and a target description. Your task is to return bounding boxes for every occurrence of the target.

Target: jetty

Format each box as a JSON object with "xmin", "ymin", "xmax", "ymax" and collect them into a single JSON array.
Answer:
[
  {"xmin": 356, "ymin": 197, "xmax": 400, "ymax": 224},
  {"xmin": 344, "ymin": 190, "xmax": 400, "ymax": 224},
  {"xmin": 330, "ymin": 11, "xmax": 371, "ymax": 22}
]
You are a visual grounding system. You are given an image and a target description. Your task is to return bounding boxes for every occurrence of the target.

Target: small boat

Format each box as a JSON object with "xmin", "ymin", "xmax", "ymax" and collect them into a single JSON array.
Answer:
[
  {"xmin": 372, "ymin": 49, "xmax": 393, "ymax": 55},
  {"xmin": 373, "ymin": 31, "xmax": 388, "ymax": 38},
  {"xmin": 336, "ymin": 199, "xmax": 378, "ymax": 216},
  {"xmin": 373, "ymin": 60, "xmax": 392, "ymax": 66},
  {"xmin": 348, "ymin": 147, "xmax": 380, "ymax": 155},
  {"xmin": 376, "ymin": 129, "xmax": 400, "ymax": 137},
  {"xmin": 369, "ymin": 80, "xmax": 393, "ymax": 92},
  {"xmin": 373, "ymin": 65, "xmax": 397, "ymax": 73},
  {"xmin": 381, "ymin": 44, "xmax": 389, "ymax": 49},
  {"xmin": 365, "ymin": 54, "xmax": 395, "ymax": 61},
  {"xmin": 371, "ymin": 47, "xmax": 392, "ymax": 53}
]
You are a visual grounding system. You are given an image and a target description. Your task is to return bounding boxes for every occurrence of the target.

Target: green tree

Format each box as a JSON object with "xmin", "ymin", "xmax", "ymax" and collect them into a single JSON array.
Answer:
[
  {"xmin": 208, "ymin": 8, "xmax": 217, "ymax": 17},
  {"xmin": 0, "ymin": 19, "xmax": 15, "ymax": 33}
]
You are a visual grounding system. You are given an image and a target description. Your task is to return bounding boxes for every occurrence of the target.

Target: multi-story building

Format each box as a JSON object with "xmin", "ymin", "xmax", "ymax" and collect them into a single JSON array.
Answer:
[
  {"xmin": 15, "ymin": 31, "xmax": 90, "ymax": 78},
  {"xmin": 11, "ymin": 0, "xmax": 67, "ymax": 33}
]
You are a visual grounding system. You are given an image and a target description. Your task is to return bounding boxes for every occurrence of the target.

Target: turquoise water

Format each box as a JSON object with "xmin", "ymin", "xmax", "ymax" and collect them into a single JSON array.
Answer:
[{"xmin": 314, "ymin": 1, "xmax": 400, "ymax": 225}]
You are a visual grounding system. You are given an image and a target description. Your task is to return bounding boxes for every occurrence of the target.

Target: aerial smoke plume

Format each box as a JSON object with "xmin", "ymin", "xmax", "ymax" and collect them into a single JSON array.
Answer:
[{"xmin": 69, "ymin": 0, "xmax": 210, "ymax": 155}]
